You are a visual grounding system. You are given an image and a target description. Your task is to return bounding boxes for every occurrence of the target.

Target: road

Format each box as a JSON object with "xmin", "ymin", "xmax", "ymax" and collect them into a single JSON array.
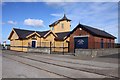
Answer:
[{"xmin": 2, "ymin": 50, "xmax": 119, "ymax": 79}]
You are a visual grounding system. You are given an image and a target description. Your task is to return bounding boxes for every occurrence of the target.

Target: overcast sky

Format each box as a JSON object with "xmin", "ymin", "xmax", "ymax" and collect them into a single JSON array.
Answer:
[{"xmin": 1, "ymin": 1, "xmax": 119, "ymax": 43}]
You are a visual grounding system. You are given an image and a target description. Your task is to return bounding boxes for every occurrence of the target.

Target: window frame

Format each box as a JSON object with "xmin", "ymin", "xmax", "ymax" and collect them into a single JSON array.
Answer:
[{"xmin": 61, "ymin": 23, "xmax": 64, "ymax": 29}]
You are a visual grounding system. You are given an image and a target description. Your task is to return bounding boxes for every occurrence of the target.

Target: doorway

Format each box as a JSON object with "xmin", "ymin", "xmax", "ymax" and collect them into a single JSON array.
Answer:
[
  {"xmin": 32, "ymin": 41, "xmax": 36, "ymax": 48},
  {"xmin": 101, "ymin": 39, "xmax": 104, "ymax": 48}
]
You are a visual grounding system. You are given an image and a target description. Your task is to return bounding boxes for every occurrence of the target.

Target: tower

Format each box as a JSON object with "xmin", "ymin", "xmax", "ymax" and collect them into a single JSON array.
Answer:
[{"xmin": 49, "ymin": 14, "xmax": 71, "ymax": 33}]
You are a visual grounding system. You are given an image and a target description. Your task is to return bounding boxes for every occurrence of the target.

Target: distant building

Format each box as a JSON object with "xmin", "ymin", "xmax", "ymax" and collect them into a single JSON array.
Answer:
[{"xmin": 8, "ymin": 14, "xmax": 116, "ymax": 52}]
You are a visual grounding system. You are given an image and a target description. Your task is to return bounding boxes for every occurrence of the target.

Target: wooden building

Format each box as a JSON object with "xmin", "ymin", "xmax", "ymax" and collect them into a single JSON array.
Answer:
[{"xmin": 8, "ymin": 14, "xmax": 116, "ymax": 53}]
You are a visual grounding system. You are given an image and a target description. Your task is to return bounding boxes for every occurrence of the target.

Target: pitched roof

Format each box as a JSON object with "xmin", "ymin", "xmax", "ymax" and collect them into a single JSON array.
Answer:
[
  {"xmin": 10, "ymin": 28, "xmax": 50, "ymax": 39},
  {"xmin": 49, "ymin": 14, "xmax": 71, "ymax": 27},
  {"xmin": 55, "ymin": 31, "xmax": 70, "ymax": 41},
  {"xmin": 66, "ymin": 23, "xmax": 116, "ymax": 39},
  {"xmin": 36, "ymin": 30, "xmax": 50, "ymax": 37},
  {"xmin": 13, "ymin": 28, "xmax": 34, "ymax": 39}
]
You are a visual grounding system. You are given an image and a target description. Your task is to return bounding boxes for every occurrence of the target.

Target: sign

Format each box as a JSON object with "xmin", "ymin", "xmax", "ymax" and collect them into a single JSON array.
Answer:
[
  {"xmin": 77, "ymin": 39, "xmax": 84, "ymax": 45},
  {"xmin": 74, "ymin": 37, "xmax": 88, "ymax": 49}
]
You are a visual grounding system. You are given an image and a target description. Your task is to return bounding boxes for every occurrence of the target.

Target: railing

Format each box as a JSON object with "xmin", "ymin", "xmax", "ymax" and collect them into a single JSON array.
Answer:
[
  {"xmin": 10, "ymin": 41, "xmax": 119, "ymax": 53},
  {"xmin": 90, "ymin": 42, "xmax": 115, "ymax": 49},
  {"xmin": 28, "ymin": 41, "xmax": 69, "ymax": 54},
  {"xmin": 74, "ymin": 42, "xmax": 115, "ymax": 49}
]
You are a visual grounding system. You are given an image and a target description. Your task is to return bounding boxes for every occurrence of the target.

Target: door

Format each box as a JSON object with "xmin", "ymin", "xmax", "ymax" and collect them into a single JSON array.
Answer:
[
  {"xmin": 101, "ymin": 39, "xmax": 103, "ymax": 48},
  {"xmin": 74, "ymin": 37, "xmax": 88, "ymax": 49},
  {"xmin": 108, "ymin": 40, "xmax": 111, "ymax": 48},
  {"xmin": 32, "ymin": 41, "xmax": 36, "ymax": 48}
]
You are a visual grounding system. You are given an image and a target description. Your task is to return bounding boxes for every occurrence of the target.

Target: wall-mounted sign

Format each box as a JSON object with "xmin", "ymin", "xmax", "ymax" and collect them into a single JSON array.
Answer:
[
  {"xmin": 74, "ymin": 37, "xmax": 88, "ymax": 49},
  {"xmin": 77, "ymin": 39, "xmax": 84, "ymax": 45}
]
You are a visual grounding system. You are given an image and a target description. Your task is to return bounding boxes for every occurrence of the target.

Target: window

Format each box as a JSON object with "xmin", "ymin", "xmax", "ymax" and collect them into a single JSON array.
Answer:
[
  {"xmin": 108, "ymin": 39, "xmax": 111, "ymax": 48},
  {"xmin": 32, "ymin": 35, "xmax": 36, "ymax": 39},
  {"xmin": 61, "ymin": 23, "xmax": 64, "ymax": 29},
  {"xmin": 51, "ymin": 27, "xmax": 54, "ymax": 30}
]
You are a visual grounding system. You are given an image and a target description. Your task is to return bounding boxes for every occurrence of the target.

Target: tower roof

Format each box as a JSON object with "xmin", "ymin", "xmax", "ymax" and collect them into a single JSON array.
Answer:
[
  {"xmin": 59, "ymin": 14, "xmax": 71, "ymax": 21},
  {"xmin": 49, "ymin": 14, "xmax": 71, "ymax": 27}
]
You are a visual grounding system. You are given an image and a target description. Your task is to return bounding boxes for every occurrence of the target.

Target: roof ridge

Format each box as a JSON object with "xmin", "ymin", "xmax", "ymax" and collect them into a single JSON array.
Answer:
[
  {"xmin": 82, "ymin": 24, "xmax": 104, "ymax": 32},
  {"xmin": 36, "ymin": 30, "xmax": 50, "ymax": 33},
  {"xmin": 55, "ymin": 31, "xmax": 71, "ymax": 34},
  {"xmin": 13, "ymin": 28, "xmax": 35, "ymax": 32},
  {"xmin": 13, "ymin": 28, "xmax": 50, "ymax": 33}
]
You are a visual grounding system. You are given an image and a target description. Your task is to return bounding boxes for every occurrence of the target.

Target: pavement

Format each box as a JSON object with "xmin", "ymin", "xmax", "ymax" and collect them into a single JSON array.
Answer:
[{"xmin": 2, "ymin": 50, "xmax": 119, "ymax": 79}]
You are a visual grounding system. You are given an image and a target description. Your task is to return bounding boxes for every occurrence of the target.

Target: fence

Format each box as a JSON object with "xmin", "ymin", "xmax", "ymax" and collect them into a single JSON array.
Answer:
[
  {"xmin": 89, "ymin": 42, "xmax": 115, "ymax": 49},
  {"xmin": 9, "ymin": 40, "xmax": 119, "ymax": 53},
  {"xmin": 28, "ymin": 41, "xmax": 69, "ymax": 54},
  {"xmin": 75, "ymin": 41, "xmax": 115, "ymax": 49}
]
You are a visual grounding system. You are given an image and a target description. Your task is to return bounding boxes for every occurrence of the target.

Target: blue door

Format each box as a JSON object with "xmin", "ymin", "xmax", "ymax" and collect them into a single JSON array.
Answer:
[
  {"xmin": 74, "ymin": 37, "xmax": 88, "ymax": 49},
  {"xmin": 32, "ymin": 41, "xmax": 36, "ymax": 48}
]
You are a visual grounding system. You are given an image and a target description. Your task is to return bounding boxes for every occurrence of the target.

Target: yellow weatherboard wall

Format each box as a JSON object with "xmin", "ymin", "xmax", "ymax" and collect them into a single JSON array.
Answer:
[
  {"xmin": 50, "ymin": 20, "xmax": 70, "ymax": 33},
  {"xmin": 10, "ymin": 31, "xmax": 19, "ymax": 40},
  {"xmin": 44, "ymin": 33, "xmax": 55, "ymax": 42}
]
